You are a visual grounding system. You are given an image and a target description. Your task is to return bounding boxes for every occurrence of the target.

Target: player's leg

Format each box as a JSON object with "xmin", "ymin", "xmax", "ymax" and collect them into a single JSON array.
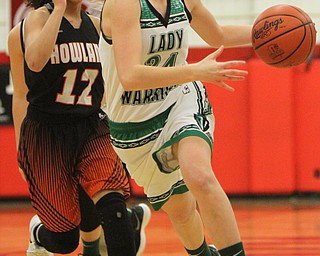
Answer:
[
  {"xmin": 78, "ymin": 185, "xmax": 102, "ymax": 256},
  {"xmin": 78, "ymin": 173, "xmax": 150, "ymax": 256},
  {"xmin": 79, "ymin": 117, "xmax": 150, "ymax": 256},
  {"xmin": 92, "ymin": 190, "xmax": 135, "ymax": 255},
  {"xmin": 159, "ymin": 82, "xmax": 245, "ymax": 256},
  {"xmin": 94, "ymin": 201, "xmax": 151, "ymax": 256},
  {"xmin": 79, "ymin": 185, "xmax": 152, "ymax": 255},
  {"xmin": 27, "ymin": 215, "xmax": 79, "ymax": 256},
  {"xmin": 20, "ymin": 116, "xmax": 82, "ymax": 255},
  {"xmin": 177, "ymin": 136, "xmax": 245, "ymax": 256},
  {"xmin": 161, "ymin": 191, "xmax": 216, "ymax": 256},
  {"xmin": 18, "ymin": 113, "xmax": 89, "ymax": 255}
]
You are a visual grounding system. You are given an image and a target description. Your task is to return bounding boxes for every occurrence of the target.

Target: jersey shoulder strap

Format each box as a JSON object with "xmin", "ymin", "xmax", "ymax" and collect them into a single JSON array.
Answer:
[{"xmin": 20, "ymin": 19, "xmax": 25, "ymax": 53}]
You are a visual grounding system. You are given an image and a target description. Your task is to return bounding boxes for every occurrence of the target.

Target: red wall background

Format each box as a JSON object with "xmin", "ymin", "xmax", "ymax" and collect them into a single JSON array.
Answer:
[{"xmin": 1, "ymin": 46, "xmax": 320, "ymax": 198}]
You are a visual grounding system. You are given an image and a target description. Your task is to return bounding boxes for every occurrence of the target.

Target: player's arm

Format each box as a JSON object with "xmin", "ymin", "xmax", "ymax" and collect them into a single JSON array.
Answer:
[
  {"xmin": 185, "ymin": 0, "xmax": 252, "ymax": 48},
  {"xmin": 8, "ymin": 24, "xmax": 28, "ymax": 150},
  {"xmin": 105, "ymin": 0, "xmax": 247, "ymax": 92},
  {"xmin": 24, "ymin": 1, "xmax": 66, "ymax": 72},
  {"xmin": 8, "ymin": 23, "xmax": 29, "ymax": 181}
]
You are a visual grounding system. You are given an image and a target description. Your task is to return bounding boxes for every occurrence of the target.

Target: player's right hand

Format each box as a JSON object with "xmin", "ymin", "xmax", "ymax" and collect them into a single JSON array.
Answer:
[
  {"xmin": 53, "ymin": 0, "xmax": 67, "ymax": 12},
  {"xmin": 194, "ymin": 45, "xmax": 248, "ymax": 92}
]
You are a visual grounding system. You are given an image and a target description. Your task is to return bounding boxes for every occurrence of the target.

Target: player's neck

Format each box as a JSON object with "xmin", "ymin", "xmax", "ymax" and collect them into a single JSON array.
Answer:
[
  {"xmin": 148, "ymin": 0, "xmax": 168, "ymax": 18},
  {"xmin": 64, "ymin": 3, "xmax": 82, "ymax": 29}
]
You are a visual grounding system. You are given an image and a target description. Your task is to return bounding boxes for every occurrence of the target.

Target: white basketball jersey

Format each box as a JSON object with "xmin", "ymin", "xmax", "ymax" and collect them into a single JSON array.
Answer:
[{"xmin": 100, "ymin": 0, "xmax": 191, "ymax": 122}]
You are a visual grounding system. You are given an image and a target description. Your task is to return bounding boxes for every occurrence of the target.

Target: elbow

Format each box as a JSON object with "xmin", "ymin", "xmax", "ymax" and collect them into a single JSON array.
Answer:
[
  {"xmin": 26, "ymin": 59, "xmax": 45, "ymax": 72},
  {"xmin": 118, "ymin": 71, "xmax": 140, "ymax": 91},
  {"xmin": 25, "ymin": 51, "xmax": 47, "ymax": 72}
]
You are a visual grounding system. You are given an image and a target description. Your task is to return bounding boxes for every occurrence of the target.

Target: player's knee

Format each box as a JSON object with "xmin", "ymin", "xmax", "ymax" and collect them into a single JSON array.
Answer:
[
  {"xmin": 163, "ymin": 193, "xmax": 197, "ymax": 224},
  {"xmin": 55, "ymin": 237, "xmax": 79, "ymax": 254},
  {"xmin": 96, "ymin": 192, "xmax": 134, "ymax": 251},
  {"xmin": 41, "ymin": 227, "xmax": 79, "ymax": 254},
  {"xmin": 187, "ymin": 168, "xmax": 217, "ymax": 193}
]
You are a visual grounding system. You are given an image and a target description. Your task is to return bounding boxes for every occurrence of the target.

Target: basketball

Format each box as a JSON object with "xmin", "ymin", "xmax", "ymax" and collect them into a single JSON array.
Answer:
[{"xmin": 251, "ymin": 4, "xmax": 317, "ymax": 68}]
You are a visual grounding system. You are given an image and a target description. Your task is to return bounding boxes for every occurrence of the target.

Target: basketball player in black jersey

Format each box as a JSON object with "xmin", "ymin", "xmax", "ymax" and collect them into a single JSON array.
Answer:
[{"xmin": 8, "ymin": 0, "xmax": 150, "ymax": 255}]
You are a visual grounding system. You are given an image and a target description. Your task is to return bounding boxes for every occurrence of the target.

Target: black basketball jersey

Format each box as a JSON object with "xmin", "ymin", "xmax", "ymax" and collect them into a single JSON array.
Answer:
[{"xmin": 22, "ymin": 4, "xmax": 104, "ymax": 116}]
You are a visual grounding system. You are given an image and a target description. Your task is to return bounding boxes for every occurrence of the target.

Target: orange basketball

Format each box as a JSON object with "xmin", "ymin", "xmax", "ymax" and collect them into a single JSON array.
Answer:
[{"xmin": 251, "ymin": 4, "xmax": 317, "ymax": 68}]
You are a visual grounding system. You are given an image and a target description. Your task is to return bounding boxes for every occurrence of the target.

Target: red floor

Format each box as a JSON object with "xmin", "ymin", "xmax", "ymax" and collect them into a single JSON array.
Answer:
[{"xmin": 1, "ymin": 196, "xmax": 320, "ymax": 255}]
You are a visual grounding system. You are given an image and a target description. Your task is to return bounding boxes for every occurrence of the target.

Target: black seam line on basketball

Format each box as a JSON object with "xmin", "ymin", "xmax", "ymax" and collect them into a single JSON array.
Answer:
[
  {"xmin": 290, "ymin": 5, "xmax": 313, "ymax": 23},
  {"xmin": 255, "ymin": 13, "xmax": 308, "ymax": 25},
  {"xmin": 254, "ymin": 22, "xmax": 312, "ymax": 51},
  {"xmin": 261, "ymin": 22, "xmax": 315, "ymax": 66},
  {"xmin": 266, "ymin": 25, "xmax": 308, "ymax": 66}
]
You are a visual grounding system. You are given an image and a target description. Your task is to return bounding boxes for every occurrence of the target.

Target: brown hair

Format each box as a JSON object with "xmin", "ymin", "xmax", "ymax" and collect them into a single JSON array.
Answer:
[{"xmin": 24, "ymin": 0, "xmax": 52, "ymax": 9}]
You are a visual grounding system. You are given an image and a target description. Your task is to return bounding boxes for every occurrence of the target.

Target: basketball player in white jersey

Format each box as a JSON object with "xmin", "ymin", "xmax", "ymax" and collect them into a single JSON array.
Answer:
[{"xmin": 99, "ymin": 0, "xmax": 251, "ymax": 255}]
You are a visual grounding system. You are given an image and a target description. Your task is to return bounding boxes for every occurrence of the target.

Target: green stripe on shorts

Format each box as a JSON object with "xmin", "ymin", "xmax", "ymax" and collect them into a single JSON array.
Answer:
[
  {"xmin": 108, "ymin": 104, "xmax": 174, "ymax": 149},
  {"xmin": 147, "ymin": 179, "xmax": 189, "ymax": 210}
]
